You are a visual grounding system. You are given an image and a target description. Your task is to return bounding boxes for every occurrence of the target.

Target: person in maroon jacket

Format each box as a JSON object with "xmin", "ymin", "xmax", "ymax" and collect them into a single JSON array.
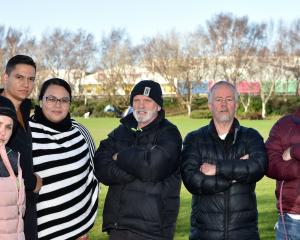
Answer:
[{"xmin": 266, "ymin": 109, "xmax": 300, "ymax": 239}]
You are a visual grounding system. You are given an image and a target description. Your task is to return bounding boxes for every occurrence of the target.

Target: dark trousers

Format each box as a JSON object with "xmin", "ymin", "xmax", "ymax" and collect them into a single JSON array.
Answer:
[
  {"xmin": 109, "ymin": 230, "xmax": 148, "ymax": 240},
  {"xmin": 24, "ymin": 191, "xmax": 38, "ymax": 240}
]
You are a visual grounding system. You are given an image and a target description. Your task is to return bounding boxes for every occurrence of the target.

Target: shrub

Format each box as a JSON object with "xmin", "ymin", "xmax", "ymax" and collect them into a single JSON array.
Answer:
[
  {"xmin": 68, "ymin": 94, "xmax": 300, "ymax": 119},
  {"xmin": 71, "ymin": 104, "xmax": 88, "ymax": 117},
  {"xmin": 192, "ymin": 96, "xmax": 208, "ymax": 110},
  {"xmin": 190, "ymin": 110, "xmax": 212, "ymax": 119},
  {"xmin": 238, "ymin": 112, "xmax": 263, "ymax": 120},
  {"xmin": 163, "ymin": 97, "xmax": 183, "ymax": 114},
  {"xmin": 267, "ymin": 96, "xmax": 300, "ymax": 116},
  {"xmin": 92, "ymin": 111, "xmax": 116, "ymax": 118}
]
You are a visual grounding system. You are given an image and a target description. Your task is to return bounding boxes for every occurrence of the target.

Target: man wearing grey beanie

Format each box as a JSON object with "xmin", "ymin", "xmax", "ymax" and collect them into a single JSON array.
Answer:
[{"xmin": 95, "ymin": 80, "xmax": 182, "ymax": 240}]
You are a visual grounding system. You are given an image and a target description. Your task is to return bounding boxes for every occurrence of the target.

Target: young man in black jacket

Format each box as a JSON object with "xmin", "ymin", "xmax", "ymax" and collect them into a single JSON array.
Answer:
[
  {"xmin": 1, "ymin": 55, "xmax": 42, "ymax": 240},
  {"xmin": 181, "ymin": 81, "xmax": 267, "ymax": 240},
  {"xmin": 95, "ymin": 80, "xmax": 182, "ymax": 240}
]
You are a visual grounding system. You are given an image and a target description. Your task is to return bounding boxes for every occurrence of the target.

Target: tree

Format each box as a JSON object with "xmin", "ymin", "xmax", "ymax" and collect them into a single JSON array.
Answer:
[
  {"xmin": 142, "ymin": 31, "xmax": 209, "ymax": 116},
  {"xmin": 176, "ymin": 31, "xmax": 209, "ymax": 116},
  {"xmin": 247, "ymin": 20, "xmax": 289, "ymax": 119},
  {"xmin": 39, "ymin": 29, "xmax": 97, "ymax": 96},
  {"xmin": 252, "ymin": 48, "xmax": 287, "ymax": 118},
  {"xmin": 0, "ymin": 25, "xmax": 7, "ymax": 77},
  {"xmin": 204, "ymin": 13, "xmax": 267, "ymax": 86},
  {"xmin": 283, "ymin": 19, "xmax": 300, "ymax": 95},
  {"xmin": 99, "ymin": 28, "xmax": 137, "ymax": 107},
  {"xmin": 0, "ymin": 26, "xmax": 37, "ymax": 78}
]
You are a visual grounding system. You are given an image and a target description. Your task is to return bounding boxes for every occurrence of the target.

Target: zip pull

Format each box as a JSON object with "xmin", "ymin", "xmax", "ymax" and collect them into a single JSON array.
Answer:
[
  {"xmin": 232, "ymin": 128, "xmax": 238, "ymax": 145},
  {"xmin": 16, "ymin": 178, "xmax": 20, "ymax": 189}
]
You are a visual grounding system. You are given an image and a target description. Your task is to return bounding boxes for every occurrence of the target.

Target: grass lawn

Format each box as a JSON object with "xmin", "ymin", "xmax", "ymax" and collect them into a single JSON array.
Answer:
[{"xmin": 76, "ymin": 116, "xmax": 279, "ymax": 240}]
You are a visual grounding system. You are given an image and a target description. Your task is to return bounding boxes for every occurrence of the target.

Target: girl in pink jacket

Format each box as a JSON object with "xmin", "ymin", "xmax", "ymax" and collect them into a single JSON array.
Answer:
[{"xmin": 0, "ymin": 95, "xmax": 25, "ymax": 240}]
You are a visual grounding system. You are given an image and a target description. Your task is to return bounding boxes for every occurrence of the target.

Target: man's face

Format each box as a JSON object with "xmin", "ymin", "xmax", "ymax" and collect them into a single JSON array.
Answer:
[
  {"xmin": 208, "ymin": 84, "xmax": 237, "ymax": 124},
  {"xmin": 132, "ymin": 95, "xmax": 161, "ymax": 127},
  {"xmin": 2, "ymin": 64, "xmax": 36, "ymax": 103}
]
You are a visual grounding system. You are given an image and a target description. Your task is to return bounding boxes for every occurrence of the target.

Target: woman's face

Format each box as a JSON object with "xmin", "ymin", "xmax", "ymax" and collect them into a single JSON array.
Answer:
[
  {"xmin": 0, "ymin": 115, "xmax": 13, "ymax": 147},
  {"xmin": 40, "ymin": 84, "xmax": 71, "ymax": 123}
]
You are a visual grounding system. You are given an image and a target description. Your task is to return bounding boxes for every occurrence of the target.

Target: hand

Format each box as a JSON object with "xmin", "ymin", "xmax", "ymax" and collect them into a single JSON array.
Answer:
[
  {"xmin": 33, "ymin": 173, "xmax": 43, "ymax": 193},
  {"xmin": 240, "ymin": 154, "xmax": 249, "ymax": 160},
  {"xmin": 112, "ymin": 153, "xmax": 118, "ymax": 161},
  {"xmin": 77, "ymin": 234, "xmax": 89, "ymax": 240},
  {"xmin": 200, "ymin": 163, "xmax": 216, "ymax": 176},
  {"xmin": 282, "ymin": 147, "xmax": 292, "ymax": 161}
]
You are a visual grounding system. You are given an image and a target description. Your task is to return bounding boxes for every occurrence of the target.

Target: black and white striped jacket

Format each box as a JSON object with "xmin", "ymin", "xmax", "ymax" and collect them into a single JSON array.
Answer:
[{"xmin": 29, "ymin": 114, "xmax": 99, "ymax": 240}]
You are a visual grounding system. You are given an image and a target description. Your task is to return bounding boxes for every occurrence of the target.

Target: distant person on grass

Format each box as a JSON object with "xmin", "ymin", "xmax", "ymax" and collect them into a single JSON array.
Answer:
[
  {"xmin": 95, "ymin": 80, "xmax": 182, "ymax": 240},
  {"xmin": 181, "ymin": 81, "xmax": 267, "ymax": 240},
  {"xmin": 266, "ymin": 107, "xmax": 300, "ymax": 239}
]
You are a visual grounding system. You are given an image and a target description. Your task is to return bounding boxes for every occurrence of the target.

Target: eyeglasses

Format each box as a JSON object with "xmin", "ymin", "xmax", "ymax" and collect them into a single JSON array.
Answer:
[{"xmin": 44, "ymin": 96, "xmax": 71, "ymax": 106}]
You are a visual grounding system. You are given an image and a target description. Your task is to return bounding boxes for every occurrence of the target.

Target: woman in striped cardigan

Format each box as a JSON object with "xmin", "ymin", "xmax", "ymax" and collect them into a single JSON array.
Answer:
[{"xmin": 29, "ymin": 78, "xmax": 99, "ymax": 240}]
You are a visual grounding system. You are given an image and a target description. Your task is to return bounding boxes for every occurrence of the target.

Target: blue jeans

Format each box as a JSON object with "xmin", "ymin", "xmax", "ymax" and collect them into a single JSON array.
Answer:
[{"xmin": 276, "ymin": 214, "xmax": 300, "ymax": 240}]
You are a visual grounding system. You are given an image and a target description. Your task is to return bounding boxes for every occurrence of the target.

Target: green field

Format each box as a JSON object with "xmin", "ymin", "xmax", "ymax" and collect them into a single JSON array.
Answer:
[{"xmin": 76, "ymin": 116, "xmax": 279, "ymax": 240}]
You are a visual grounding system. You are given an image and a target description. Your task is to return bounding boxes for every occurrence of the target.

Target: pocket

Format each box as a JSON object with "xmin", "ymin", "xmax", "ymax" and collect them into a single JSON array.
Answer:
[{"xmin": 122, "ymin": 190, "xmax": 163, "ymax": 226}]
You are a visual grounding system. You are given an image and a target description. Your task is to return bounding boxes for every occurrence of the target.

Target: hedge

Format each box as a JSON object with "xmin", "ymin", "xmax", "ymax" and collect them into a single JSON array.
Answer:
[{"xmin": 40, "ymin": 95, "xmax": 300, "ymax": 119}]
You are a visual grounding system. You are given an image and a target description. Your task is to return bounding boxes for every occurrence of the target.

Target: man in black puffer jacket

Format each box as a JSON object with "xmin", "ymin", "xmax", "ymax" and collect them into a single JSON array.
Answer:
[
  {"xmin": 181, "ymin": 81, "xmax": 267, "ymax": 240},
  {"xmin": 95, "ymin": 80, "xmax": 182, "ymax": 240}
]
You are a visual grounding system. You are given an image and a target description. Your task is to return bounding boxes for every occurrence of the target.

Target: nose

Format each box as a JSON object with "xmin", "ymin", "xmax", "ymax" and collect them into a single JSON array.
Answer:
[
  {"xmin": 220, "ymin": 99, "xmax": 227, "ymax": 106},
  {"xmin": 138, "ymin": 100, "xmax": 145, "ymax": 108},
  {"xmin": 23, "ymin": 78, "xmax": 30, "ymax": 87},
  {"xmin": 55, "ymin": 100, "xmax": 63, "ymax": 106},
  {"xmin": 0, "ymin": 126, "xmax": 5, "ymax": 136}
]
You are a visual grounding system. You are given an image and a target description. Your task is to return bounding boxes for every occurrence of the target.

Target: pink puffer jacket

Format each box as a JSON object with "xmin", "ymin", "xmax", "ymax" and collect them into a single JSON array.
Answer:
[{"xmin": 0, "ymin": 147, "xmax": 25, "ymax": 240}]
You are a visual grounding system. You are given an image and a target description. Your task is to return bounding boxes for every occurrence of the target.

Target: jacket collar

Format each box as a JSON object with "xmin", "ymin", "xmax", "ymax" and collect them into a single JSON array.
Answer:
[
  {"xmin": 32, "ymin": 105, "xmax": 72, "ymax": 132},
  {"xmin": 20, "ymin": 98, "xmax": 32, "ymax": 121},
  {"xmin": 209, "ymin": 118, "xmax": 240, "ymax": 144}
]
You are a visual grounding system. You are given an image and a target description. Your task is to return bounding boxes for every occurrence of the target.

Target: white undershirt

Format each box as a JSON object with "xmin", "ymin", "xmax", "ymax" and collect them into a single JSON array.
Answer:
[
  {"xmin": 219, "ymin": 133, "xmax": 228, "ymax": 140},
  {"xmin": 287, "ymin": 213, "xmax": 300, "ymax": 219}
]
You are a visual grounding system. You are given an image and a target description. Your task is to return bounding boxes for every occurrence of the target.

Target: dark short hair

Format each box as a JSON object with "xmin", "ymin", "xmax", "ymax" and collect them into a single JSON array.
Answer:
[
  {"xmin": 39, "ymin": 78, "xmax": 72, "ymax": 101},
  {"xmin": 5, "ymin": 55, "xmax": 36, "ymax": 75}
]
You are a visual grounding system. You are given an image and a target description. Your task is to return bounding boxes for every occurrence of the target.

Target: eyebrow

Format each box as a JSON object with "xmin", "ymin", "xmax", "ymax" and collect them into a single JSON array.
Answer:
[
  {"xmin": 46, "ymin": 95, "xmax": 70, "ymax": 98},
  {"xmin": 215, "ymin": 96, "xmax": 233, "ymax": 99},
  {"xmin": 0, "ymin": 120, "xmax": 13, "ymax": 125},
  {"xmin": 16, "ymin": 73, "xmax": 35, "ymax": 79}
]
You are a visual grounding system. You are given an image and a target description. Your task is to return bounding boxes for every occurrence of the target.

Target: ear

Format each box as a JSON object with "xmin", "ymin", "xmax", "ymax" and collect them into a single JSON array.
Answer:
[
  {"xmin": 2, "ymin": 73, "xmax": 8, "ymax": 87},
  {"xmin": 208, "ymin": 102, "xmax": 212, "ymax": 111},
  {"xmin": 158, "ymin": 106, "xmax": 161, "ymax": 111},
  {"xmin": 39, "ymin": 100, "xmax": 43, "ymax": 108}
]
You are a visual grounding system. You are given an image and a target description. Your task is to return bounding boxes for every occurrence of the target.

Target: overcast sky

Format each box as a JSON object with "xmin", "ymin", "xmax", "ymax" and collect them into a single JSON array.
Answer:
[{"xmin": 1, "ymin": 0, "xmax": 298, "ymax": 44}]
